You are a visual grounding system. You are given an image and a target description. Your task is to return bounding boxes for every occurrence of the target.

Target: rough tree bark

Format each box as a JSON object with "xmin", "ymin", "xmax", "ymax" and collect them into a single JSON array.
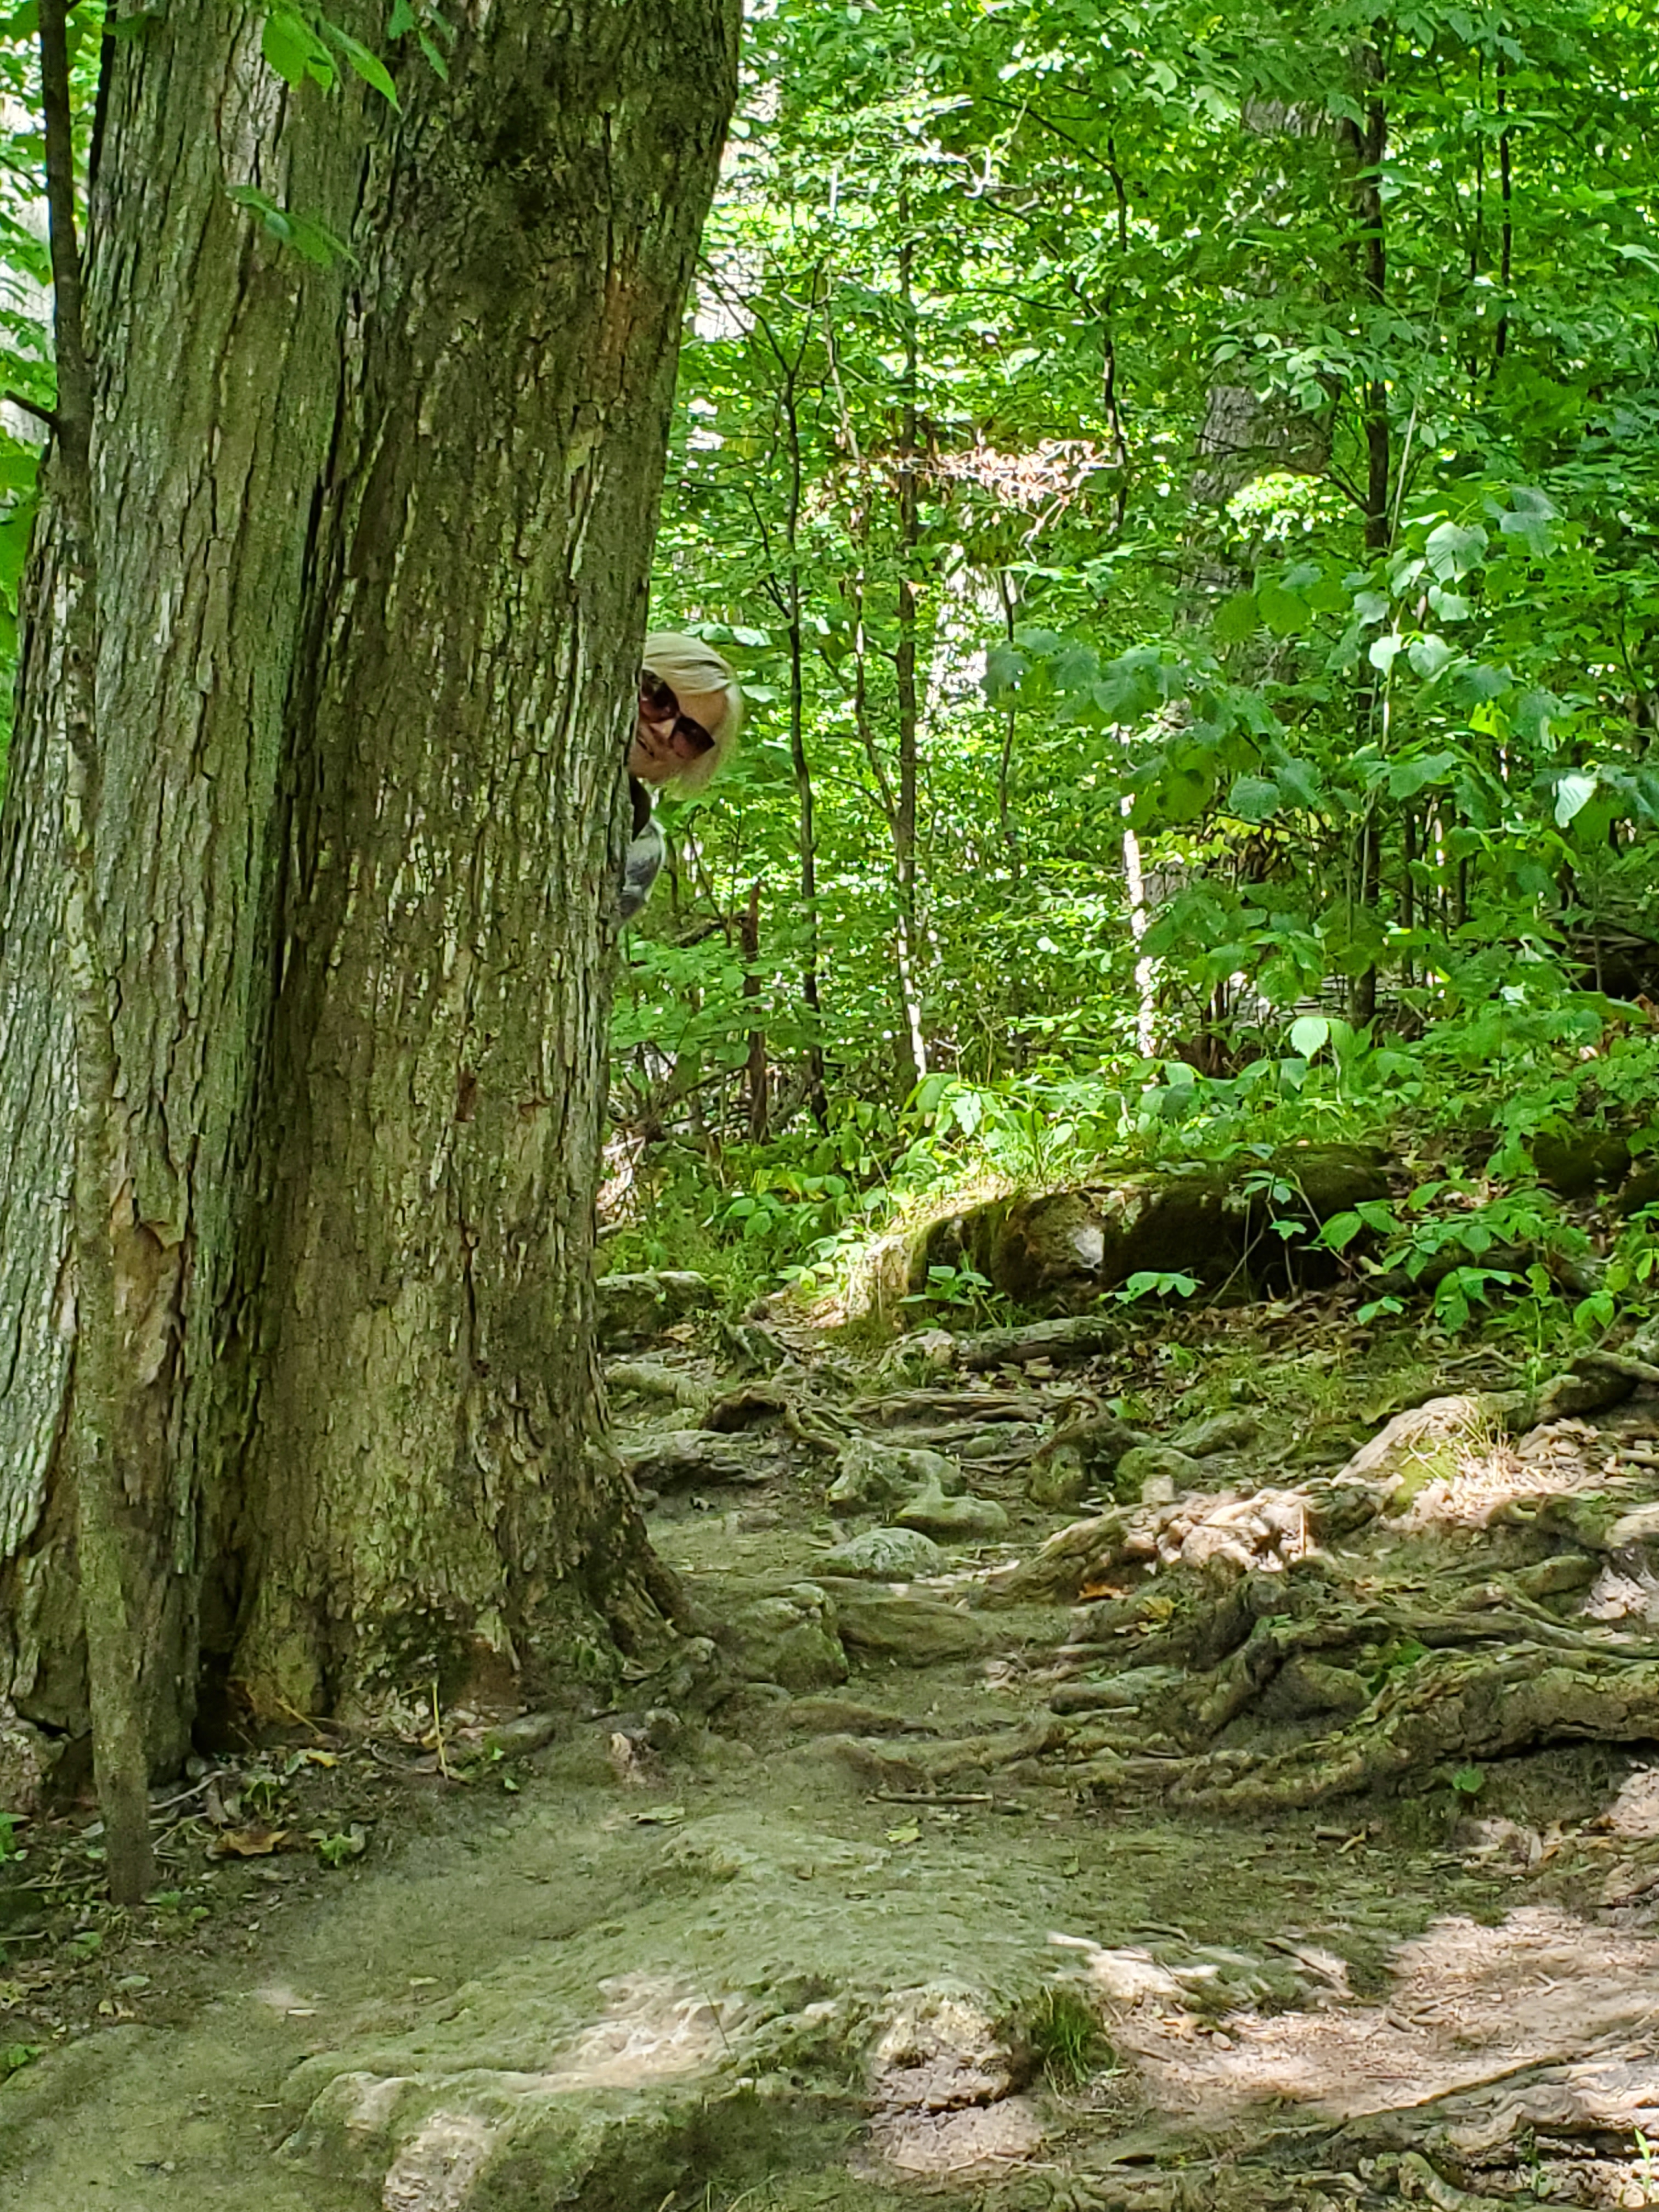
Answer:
[{"xmin": 0, "ymin": 0, "xmax": 738, "ymax": 1793}]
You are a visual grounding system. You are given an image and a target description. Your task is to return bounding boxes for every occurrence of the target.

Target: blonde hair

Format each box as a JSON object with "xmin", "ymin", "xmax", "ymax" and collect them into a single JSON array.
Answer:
[{"xmin": 640, "ymin": 631, "xmax": 743, "ymax": 797}]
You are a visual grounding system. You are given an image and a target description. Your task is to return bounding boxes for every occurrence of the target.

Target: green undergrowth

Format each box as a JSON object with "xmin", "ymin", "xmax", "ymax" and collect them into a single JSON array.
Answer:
[
  {"xmin": 605, "ymin": 1001, "xmax": 1659, "ymax": 1356},
  {"xmin": 1023, "ymin": 1984, "xmax": 1114, "ymax": 2090}
]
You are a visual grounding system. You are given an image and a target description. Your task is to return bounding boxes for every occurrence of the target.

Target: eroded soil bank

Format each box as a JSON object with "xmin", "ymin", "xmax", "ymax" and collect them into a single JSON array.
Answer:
[{"xmin": 7, "ymin": 1294, "xmax": 1659, "ymax": 2211}]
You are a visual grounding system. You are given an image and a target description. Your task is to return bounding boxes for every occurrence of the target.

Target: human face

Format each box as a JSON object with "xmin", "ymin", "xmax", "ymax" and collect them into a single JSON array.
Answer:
[{"xmin": 629, "ymin": 675, "xmax": 716, "ymax": 786}]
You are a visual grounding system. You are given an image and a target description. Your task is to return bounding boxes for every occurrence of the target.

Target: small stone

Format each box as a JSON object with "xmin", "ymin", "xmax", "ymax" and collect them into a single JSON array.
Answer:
[
  {"xmin": 827, "ymin": 1439, "xmax": 965, "ymax": 1515},
  {"xmin": 481, "ymin": 1710, "xmax": 563, "ymax": 1758},
  {"xmin": 816, "ymin": 1527, "xmax": 947, "ymax": 1579},
  {"xmin": 726, "ymin": 1586, "xmax": 848, "ymax": 1693},
  {"xmin": 834, "ymin": 1594, "xmax": 995, "ymax": 1664},
  {"xmin": 1114, "ymin": 1445, "xmax": 1202, "ymax": 1503},
  {"xmin": 1168, "ymin": 1409, "xmax": 1260, "ymax": 1458},
  {"xmin": 895, "ymin": 1482, "xmax": 1010, "ymax": 1541},
  {"xmin": 959, "ymin": 1423, "xmax": 1043, "ymax": 1461},
  {"xmin": 1026, "ymin": 1445, "xmax": 1087, "ymax": 1510}
]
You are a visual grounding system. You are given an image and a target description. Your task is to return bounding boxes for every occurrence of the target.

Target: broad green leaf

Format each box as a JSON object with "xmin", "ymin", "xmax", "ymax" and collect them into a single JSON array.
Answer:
[
  {"xmin": 1256, "ymin": 579, "xmax": 1307, "ymax": 636},
  {"xmin": 983, "ymin": 642, "xmax": 1025, "ymax": 702},
  {"xmin": 262, "ymin": 7, "xmax": 335, "ymax": 91},
  {"xmin": 1554, "ymin": 771, "xmax": 1598, "ymax": 827},
  {"xmin": 1386, "ymin": 752, "xmax": 1455, "ymax": 800},
  {"xmin": 1229, "ymin": 775, "xmax": 1280, "ymax": 822},
  {"xmin": 1424, "ymin": 520, "xmax": 1486, "ymax": 582},
  {"xmin": 1289, "ymin": 1014, "xmax": 1329, "ymax": 1059},
  {"xmin": 1212, "ymin": 590, "xmax": 1257, "ymax": 645}
]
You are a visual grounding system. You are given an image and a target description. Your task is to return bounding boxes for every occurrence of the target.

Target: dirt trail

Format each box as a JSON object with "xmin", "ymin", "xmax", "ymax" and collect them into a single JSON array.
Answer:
[{"xmin": 7, "ymin": 1304, "xmax": 1659, "ymax": 2210}]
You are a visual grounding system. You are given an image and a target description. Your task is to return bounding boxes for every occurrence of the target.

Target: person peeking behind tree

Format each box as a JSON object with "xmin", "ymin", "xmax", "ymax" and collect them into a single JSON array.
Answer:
[{"xmin": 620, "ymin": 631, "xmax": 744, "ymax": 922}]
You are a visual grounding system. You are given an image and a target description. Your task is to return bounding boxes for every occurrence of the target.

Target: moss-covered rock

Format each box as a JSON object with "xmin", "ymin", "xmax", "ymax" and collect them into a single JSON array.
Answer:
[
  {"xmin": 914, "ymin": 1144, "xmax": 1389, "ymax": 1314},
  {"xmin": 596, "ymin": 1269, "xmax": 719, "ymax": 1349}
]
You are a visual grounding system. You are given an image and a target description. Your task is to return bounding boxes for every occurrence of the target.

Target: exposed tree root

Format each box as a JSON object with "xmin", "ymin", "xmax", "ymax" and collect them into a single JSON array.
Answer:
[{"xmin": 1151, "ymin": 1647, "xmax": 1659, "ymax": 1812}]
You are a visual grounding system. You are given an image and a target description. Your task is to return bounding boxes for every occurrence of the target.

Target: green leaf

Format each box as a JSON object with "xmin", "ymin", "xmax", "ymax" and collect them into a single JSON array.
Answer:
[
  {"xmin": 983, "ymin": 641, "xmax": 1025, "ymax": 702},
  {"xmin": 1212, "ymin": 589, "xmax": 1257, "ymax": 645},
  {"xmin": 1386, "ymin": 751, "xmax": 1455, "ymax": 800},
  {"xmin": 321, "ymin": 21, "xmax": 402, "ymax": 108},
  {"xmin": 1289, "ymin": 1013, "xmax": 1329, "ymax": 1059},
  {"xmin": 1554, "ymin": 771, "xmax": 1598, "ymax": 827},
  {"xmin": 262, "ymin": 6, "xmax": 335, "ymax": 91},
  {"xmin": 1424, "ymin": 520, "xmax": 1486, "ymax": 582},
  {"xmin": 1405, "ymin": 633, "xmax": 1453, "ymax": 679},
  {"xmin": 388, "ymin": 0, "xmax": 416, "ymax": 32},
  {"xmin": 1450, "ymin": 661, "xmax": 1510, "ymax": 706},
  {"xmin": 226, "ymin": 185, "xmax": 353, "ymax": 268},
  {"xmin": 1229, "ymin": 774, "xmax": 1280, "ymax": 822},
  {"xmin": 1274, "ymin": 756, "xmax": 1323, "ymax": 810},
  {"xmin": 1256, "ymin": 579, "xmax": 1307, "ymax": 636}
]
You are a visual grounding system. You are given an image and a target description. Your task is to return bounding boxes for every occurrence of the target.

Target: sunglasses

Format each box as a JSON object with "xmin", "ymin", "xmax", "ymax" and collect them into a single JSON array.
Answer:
[{"xmin": 639, "ymin": 675, "xmax": 715, "ymax": 759}]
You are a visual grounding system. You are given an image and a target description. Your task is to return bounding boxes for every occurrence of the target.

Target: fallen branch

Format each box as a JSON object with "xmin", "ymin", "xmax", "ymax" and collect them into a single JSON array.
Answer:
[{"xmin": 955, "ymin": 1315, "xmax": 1122, "ymax": 1371}]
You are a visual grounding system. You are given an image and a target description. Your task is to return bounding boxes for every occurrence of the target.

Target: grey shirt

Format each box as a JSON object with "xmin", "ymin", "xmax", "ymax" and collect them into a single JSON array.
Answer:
[{"xmin": 620, "ymin": 774, "xmax": 665, "ymax": 922}]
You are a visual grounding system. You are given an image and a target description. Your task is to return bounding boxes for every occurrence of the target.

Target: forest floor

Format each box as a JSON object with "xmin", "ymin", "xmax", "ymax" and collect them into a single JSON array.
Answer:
[{"xmin": 7, "ymin": 1290, "xmax": 1659, "ymax": 2210}]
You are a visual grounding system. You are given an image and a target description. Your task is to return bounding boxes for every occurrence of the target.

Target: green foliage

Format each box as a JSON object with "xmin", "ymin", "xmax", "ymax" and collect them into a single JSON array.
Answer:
[
  {"xmin": 616, "ymin": 0, "xmax": 1659, "ymax": 1301},
  {"xmin": 312, "ymin": 1824, "xmax": 368, "ymax": 1867},
  {"xmin": 259, "ymin": 4, "xmax": 400, "ymax": 106},
  {"xmin": 225, "ymin": 184, "xmax": 353, "ymax": 268},
  {"xmin": 899, "ymin": 1261, "xmax": 1000, "ymax": 1321},
  {"xmin": 1025, "ymin": 1983, "xmax": 1111, "ymax": 2090}
]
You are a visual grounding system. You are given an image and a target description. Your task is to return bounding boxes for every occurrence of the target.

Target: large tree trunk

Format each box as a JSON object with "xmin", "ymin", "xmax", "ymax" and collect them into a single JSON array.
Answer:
[{"xmin": 0, "ymin": 1, "xmax": 737, "ymax": 1786}]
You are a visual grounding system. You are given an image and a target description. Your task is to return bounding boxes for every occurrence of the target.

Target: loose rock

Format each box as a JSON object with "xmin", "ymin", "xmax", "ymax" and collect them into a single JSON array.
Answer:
[
  {"xmin": 895, "ymin": 1482, "xmax": 1010, "ymax": 1542},
  {"xmin": 816, "ymin": 1527, "xmax": 948, "ymax": 1580},
  {"xmin": 724, "ymin": 1585, "xmax": 849, "ymax": 1693},
  {"xmin": 1168, "ymin": 1409, "xmax": 1261, "ymax": 1458},
  {"xmin": 833, "ymin": 1593, "xmax": 996, "ymax": 1665},
  {"xmin": 596, "ymin": 1269, "xmax": 718, "ymax": 1349},
  {"xmin": 1114, "ymin": 1445, "xmax": 1203, "ymax": 1503},
  {"xmin": 828, "ymin": 1440, "xmax": 965, "ymax": 1515}
]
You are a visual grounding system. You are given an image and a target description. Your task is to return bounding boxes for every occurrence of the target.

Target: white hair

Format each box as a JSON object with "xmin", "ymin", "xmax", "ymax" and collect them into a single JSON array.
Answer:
[{"xmin": 640, "ymin": 631, "xmax": 743, "ymax": 795}]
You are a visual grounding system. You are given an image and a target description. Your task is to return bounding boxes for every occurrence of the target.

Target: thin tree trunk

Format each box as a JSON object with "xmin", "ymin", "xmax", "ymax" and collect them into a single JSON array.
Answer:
[
  {"xmin": 1345, "ymin": 45, "xmax": 1389, "ymax": 1031},
  {"xmin": 891, "ymin": 213, "xmax": 927, "ymax": 1095},
  {"xmin": 39, "ymin": 0, "xmax": 152, "ymax": 1901},
  {"xmin": 1121, "ymin": 800, "xmax": 1157, "ymax": 1058},
  {"xmin": 1494, "ymin": 52, "xmax": 1511, "ymax": 365},
  {"xmin": 741, "ymin": 878, "xmax": 768, "ymax": 1141},
  {"xmin": 996, "ymin": 569, "xmax": 1022, "ymax": 881},
  {"xmin": 780, "ymin": 375, "xmax": 828, "ymax": 1128}
]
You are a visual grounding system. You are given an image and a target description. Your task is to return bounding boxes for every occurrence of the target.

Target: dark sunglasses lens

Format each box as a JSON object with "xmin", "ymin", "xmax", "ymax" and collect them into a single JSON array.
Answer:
[
  {"xmin": 640, "ymin": 675, "xmax": 678, "ymax": 718},
  {"xmin": 676, "ymin": 718, "xmax": 715, "ymax": 757}
]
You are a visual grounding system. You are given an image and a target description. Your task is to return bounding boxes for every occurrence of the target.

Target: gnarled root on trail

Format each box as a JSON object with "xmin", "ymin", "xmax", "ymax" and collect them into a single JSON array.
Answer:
[{"xmin": 1148, "ymin": 1646, "xmax": 1659, "ymax": 1813}]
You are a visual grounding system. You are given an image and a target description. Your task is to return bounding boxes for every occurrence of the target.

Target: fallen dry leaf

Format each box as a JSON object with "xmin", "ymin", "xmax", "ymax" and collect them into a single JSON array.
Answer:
[{"xmin": 205, "ymin": 1824, "xmax": 289, "ymax": 1860}]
